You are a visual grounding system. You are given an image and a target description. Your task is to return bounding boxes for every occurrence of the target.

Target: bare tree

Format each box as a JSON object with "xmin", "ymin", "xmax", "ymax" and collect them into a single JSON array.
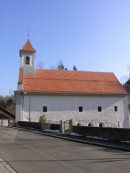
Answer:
[
  {"xmin": 119, "ymin": 75, "xmax": 129, "ymax": 85},
  {"xmin": 50, "ymin": 60, "xmax": 77, "ymax": 71},
  {"xmin": 0, "ymin": 94, "xmax": 15, "ymax": 114},
  {"xmin": 57, "ymin": 60, "xmax": 63, "ymax": 70},
  {"xmin": 37, "ymin": 61, "xmax": 44, "ymax": 69},
  {"xmin": 9, "ymin": 89, "xmax": 13, "ymax": 96}
]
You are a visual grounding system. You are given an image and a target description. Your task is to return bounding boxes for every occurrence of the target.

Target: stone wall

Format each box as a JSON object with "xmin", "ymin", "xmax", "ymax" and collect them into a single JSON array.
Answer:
[
  {"xmin": 17, "ymin": 121, "xmax": 130, "ymax": 141},
  {"xmin": 17, "ymin": 121, "xmax": 60, "ymax": 131},
  {"xmin": 72, "ymin": 126, "xmax": 130, "ymax": 141}
]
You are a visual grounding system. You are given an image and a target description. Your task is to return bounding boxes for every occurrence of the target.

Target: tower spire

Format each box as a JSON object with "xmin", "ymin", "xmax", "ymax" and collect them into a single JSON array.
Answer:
[
  {"xmin": 20, "ymin": 39, "xmax": 36, "ymax": 52},
  {"xmin": 19, "ymin": 39, "xmax": 36, "ymax": 75}
]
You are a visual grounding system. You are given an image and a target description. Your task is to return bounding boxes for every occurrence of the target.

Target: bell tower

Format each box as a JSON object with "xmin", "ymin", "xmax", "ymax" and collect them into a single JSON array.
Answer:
[{"xmin": 19, "ymin": 39, "xmax": 36, "ymax": 75}]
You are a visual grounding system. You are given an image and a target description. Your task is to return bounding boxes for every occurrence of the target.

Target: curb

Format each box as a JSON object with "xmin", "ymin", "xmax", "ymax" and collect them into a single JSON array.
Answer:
[
  {"xmin": 0, "ymin": 158, "xmax": 16, "ymax": 173},
  {"xmin": 13, "ymin": 127, "xmax": 130, "ymax": 152},
  {"xmin": 41, "ymin": 132, "xmax": 130, "ymax": 151}
]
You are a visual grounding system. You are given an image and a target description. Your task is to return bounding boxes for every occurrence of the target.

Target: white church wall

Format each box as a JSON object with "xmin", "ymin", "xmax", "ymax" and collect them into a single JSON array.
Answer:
[
  {"xmin": 20, "ymin": 94, "xmax": 129, "ymax": 128},
  {"xmin": 15, "ymin": 93, "xmax": 24, "ymax": 122}
]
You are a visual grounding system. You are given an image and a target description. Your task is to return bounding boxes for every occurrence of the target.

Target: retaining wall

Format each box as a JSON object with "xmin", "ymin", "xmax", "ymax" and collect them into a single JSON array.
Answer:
[{"xmin": 72, "ymin": 126, "xmax": 130, "ymax": 141}]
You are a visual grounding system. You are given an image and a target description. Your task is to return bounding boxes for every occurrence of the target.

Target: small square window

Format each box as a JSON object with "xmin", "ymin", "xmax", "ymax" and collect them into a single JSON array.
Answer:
[
  {"xmin": 98, "ymin": 106, "xmax": 102, "ymax": 112},
  {"xmin": 79, "ymin": 106, "xmax": 83, "ymax": 112},
  {"xmin": 43, "ymin": 106, "xmax": 47, "ymax": 112},
  {"xmin": 114, "ymin": 106, "xmax": 118, "ymax": 112}
]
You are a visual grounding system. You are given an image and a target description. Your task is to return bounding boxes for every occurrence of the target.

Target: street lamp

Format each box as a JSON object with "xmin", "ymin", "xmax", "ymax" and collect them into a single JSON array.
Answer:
[
  {"xmin": 28, "ymin": 91, "xmax": 31, "ymax": 122},
  {"xmin": 22, "ymin": 91, "xmax": 26, "ymax": 121},
  {"xmin": 22, "ymin": 91, "xmax": 31, "ymax": 122}
]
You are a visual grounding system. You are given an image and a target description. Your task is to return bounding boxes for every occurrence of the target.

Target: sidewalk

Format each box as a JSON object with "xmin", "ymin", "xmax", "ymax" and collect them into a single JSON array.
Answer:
[{"xmin": 0, "ymin": 158, "xmax": 16, "ymax": 173}]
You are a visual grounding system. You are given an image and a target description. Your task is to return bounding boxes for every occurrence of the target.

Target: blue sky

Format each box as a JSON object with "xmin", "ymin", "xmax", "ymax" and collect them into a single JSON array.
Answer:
[{"xmin": 0, "ymin": 0, "xmax": 130, "ymax": 95}]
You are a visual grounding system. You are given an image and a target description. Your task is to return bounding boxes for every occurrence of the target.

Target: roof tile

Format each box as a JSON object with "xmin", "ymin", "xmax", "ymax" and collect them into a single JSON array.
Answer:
[{"xmin": 17, "ymin": 69, "xmax": 127, "ymax": 95}]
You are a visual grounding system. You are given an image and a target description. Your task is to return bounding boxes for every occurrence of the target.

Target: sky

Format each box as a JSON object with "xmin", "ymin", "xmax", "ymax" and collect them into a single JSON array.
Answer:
[{"xmin": 0, "ymin": 0, "xmax": 130, "ymax": 96}]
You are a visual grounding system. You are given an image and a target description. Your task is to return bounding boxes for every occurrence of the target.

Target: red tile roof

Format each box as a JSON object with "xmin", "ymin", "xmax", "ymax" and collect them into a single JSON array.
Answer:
[
  {"xmin": 17, "ymin": 69, "xmax": 127, "ymax": 95},
  {"xmin": 18, "ymin": 68, "xmax": 23, "ymax": 84},
  {"xmin": 20, "ymin": 39, "xmax": 36, "ymax": 52}
]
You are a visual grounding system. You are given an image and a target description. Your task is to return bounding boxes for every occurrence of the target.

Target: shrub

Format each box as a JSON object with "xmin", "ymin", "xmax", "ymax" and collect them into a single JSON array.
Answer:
[{"xmin": 39, "ymin": 115, "xmax": 47, "ymax": 123}]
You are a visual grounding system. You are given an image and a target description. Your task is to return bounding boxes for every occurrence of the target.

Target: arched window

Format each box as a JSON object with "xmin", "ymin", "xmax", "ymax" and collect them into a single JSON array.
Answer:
[
  {"xmin": 25, "ymin": 56, "xmax": 30, "ymax": 65},
  {"xmin": 99, "ymin": 122, "xmax": 104, "ymax": 127},
  {"xmin": 88, "ymin": 122, "xmax": 93, "ymax": 127},
  {"xmin": 88, "ymin": 123, "xmax": 92, "ymax": 127}
]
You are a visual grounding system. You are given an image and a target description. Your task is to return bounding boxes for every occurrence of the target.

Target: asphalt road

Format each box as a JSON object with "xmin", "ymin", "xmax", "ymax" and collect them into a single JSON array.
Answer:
[{"xmin": 0, "ymin": 128, "xmax": 130, "ymax": 173}]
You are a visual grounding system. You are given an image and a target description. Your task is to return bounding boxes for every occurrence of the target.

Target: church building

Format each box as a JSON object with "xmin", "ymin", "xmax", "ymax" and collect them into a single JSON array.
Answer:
[{"xmin": 14, "ymin": 39, "xmax": 129, "ymax": 128}]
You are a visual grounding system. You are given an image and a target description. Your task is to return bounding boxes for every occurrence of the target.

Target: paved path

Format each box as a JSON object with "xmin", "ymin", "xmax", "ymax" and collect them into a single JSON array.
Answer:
[
  {"xmin": 0, "ymin": 158, "xmax": 16, "ymax": 173},
  {"xmin": 0, "ymin": 128, "xmax": 130, "ymax": 173}
]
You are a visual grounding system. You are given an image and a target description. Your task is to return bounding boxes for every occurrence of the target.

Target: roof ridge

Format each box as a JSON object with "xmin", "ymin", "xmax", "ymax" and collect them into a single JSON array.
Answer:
[
  {"xmin": 35, "ymin": 69, "xmax": 113, "ymax": 74},
  {"xmin": 25, "ymin": 76, "xmax": 118, "ymax": 82}
]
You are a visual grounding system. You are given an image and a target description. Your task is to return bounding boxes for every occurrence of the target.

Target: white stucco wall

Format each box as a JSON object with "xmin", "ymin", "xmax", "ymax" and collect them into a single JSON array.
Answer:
[
  {"xmin": 16, "ymin": 94, "xmax": 129, "ymax": 128},
  {"xmin": 15, "ymin": 93, "xmax": 23, "ymax": 122},
  {"xmin": 0, "ymin": 120, "xmax": 8, "ymax": 127}
]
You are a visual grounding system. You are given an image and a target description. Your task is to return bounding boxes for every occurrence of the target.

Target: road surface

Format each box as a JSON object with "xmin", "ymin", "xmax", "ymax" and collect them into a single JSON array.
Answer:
[{"xmin": 0, "ymin": 128, "xmax": 130, "ymax": 173}]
